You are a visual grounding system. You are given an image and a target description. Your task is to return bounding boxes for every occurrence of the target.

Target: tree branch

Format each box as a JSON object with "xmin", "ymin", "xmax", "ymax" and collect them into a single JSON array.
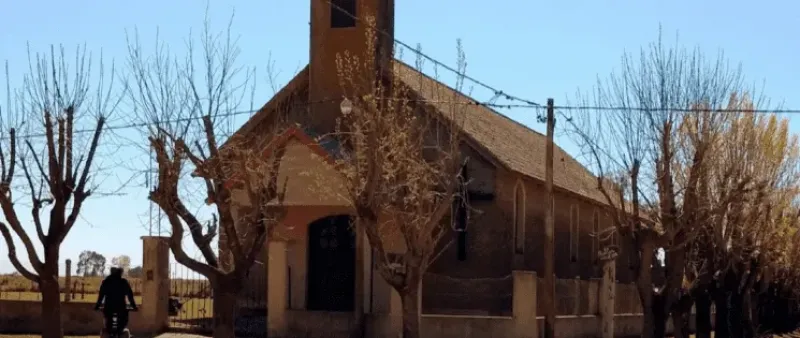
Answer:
[{"xmin": 0, "ymin": 222, "xmax": 40, "ymax": 282}]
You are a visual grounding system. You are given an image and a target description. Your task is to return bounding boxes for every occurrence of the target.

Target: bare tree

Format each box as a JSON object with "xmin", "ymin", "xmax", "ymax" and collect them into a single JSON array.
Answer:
[
  {"xmin": 329, "ymin": 27, "xmax": 468, "ymax": 338},
  {"xmin": 125, "ymin": 14, "xmax": 287, "ymax": 338},
  {"xmin": 687, "ymin": 100, "xmax": 800, "ymax": 338},
  {"xmin": 0, "ymin": 45, "xmax": 119, "ymax": 338},
  {"xmin": 565, "ymin": 31, "xmax": 749, "ymax": 338}
]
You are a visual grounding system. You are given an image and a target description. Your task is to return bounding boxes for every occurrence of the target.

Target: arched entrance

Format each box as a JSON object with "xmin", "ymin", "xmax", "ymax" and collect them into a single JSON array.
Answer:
[{"xmin": 306, "ymin": 214, "xmax": 356, "ymax": 311}]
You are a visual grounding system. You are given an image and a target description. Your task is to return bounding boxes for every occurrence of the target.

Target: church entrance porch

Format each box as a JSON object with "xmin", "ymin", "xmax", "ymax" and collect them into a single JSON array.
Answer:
[{"xmin": 306, "ymin": 214, "xmax": 356, "ymax": 311}]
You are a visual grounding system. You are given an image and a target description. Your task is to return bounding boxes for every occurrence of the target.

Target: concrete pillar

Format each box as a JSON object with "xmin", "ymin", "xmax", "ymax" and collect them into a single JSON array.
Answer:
[
  {"xmin": 140, "ymin": 236, "xmax": 170, "ymax": 333},
  {"xmin": 64, "ymin": 259, "xmax": 72, "ymax": 302},
  {"xmin": 267, "ymin": 240, "xmax": 288, "ymax": 337},
  {"xmin": 513, "ymin": 270, "xmax": 537, "ymax": 338},
  {"xmin": 599, "ymin": 249, "xmax": 618, "ymax": 338}
]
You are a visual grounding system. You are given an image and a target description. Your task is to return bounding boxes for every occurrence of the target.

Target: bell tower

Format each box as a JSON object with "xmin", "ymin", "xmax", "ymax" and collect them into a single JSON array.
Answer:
[{"xmin": 308, "ymin": 0, "xmax": 394, "ymax": 129}]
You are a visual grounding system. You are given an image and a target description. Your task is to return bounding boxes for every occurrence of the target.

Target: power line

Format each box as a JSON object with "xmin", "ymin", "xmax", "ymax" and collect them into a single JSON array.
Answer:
[
  {"xmin": 5, "ymin": 99, "xmax": 800, "ymax": 141},
  {"xmin": 553, "ymin": 105, "xmax": 800, "ymax": 114},
  {"xmin": 0, "ymin": 98, "xmax": 545, "ymax": 141},
  {"xmin": 326, "ymin": 0, "xmax": 545, "ymax": 108},
  {"xmin": 323, "ymin": 2, "xmax": 800, "ymax": 117}
]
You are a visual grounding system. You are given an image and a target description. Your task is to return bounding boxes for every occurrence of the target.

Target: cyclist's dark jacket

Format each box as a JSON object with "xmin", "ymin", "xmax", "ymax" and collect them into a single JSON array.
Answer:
[{"xmin": 95, "ymin": 274, "xmax": 137, "ymax": 312}]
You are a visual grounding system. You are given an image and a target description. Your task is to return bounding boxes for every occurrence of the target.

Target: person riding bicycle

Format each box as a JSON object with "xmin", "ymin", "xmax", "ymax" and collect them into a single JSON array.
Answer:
[{"xmin": 94, "ymin": 266, "xmax": 138, "ymax": 333}]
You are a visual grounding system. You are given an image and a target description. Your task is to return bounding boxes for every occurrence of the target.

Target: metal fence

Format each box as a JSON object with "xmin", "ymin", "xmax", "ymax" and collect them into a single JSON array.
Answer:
[
  {"xmin": 168, "ymin": 262, "xmax": 267, "ymax": 336},
  {"xmin": 168, "ymin": 263, "xmax": 213, "ymax": 333},
  {"xmin": 0, "ymin": 274, "xmax": 143, "ymax": 303}
]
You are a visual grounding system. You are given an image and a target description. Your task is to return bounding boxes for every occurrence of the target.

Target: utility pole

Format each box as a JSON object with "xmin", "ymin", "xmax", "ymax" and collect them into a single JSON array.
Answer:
[{"xmin": 543, "ymin": 98, "xmax": 556, "ymax": 338}]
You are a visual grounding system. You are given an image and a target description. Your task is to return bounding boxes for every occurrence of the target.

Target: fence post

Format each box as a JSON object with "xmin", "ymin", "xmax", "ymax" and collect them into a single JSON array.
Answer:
[
  {"xmin": 599, "ymin": 249, "xmax": 618, "ymax": 338},
  {"xmin": 513, "ymin": 270, "xmax": 537, "ymax": 338},
  {"xmin": 140, "ymin": 236, "xmax": 171, "ymax": 334},
  {"xmin": 64, "ymin": 259, "xmax": 72, "ymax": 302}
]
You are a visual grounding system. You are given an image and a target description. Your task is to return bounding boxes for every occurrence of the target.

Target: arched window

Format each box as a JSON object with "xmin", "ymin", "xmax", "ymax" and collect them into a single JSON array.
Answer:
[
  {"xmin": 570, "ymin": 205, "xmax": 579, "ymax": 262},
  {"xmin": 513, "ymin": 181, "xmax": 526, "ymax": 254},
  {"xmin": 454, "ymin": 164, "xmax": 469, "ymax": 261}
]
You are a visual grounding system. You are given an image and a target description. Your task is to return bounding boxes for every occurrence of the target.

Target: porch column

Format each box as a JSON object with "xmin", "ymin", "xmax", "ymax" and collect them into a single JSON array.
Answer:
[{"xmin": 267, "ymin": 240, "xmax": 289, "ymax": 337}]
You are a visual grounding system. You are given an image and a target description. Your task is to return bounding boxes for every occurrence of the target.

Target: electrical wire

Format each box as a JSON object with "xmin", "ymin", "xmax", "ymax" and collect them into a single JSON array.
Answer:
[
  {"xmin": 553, "ymin": 105, "xmax": 800, "ymax": 114},
  {"xmin": 324, "ymin": 2, "xmax": 800, "ymax": 117},
  {"xmin": 326, "ymin": 0, "xmax": 545, "ymax": 108},
  {"xmin": 7, "ymin": 97, "xmax": 800, "ymax": 141}
]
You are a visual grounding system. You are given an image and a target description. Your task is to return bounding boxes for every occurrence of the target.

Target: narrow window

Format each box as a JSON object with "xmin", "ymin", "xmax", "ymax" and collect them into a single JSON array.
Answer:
[
  {"xmin": 513, "ymin": 181, "xmax": 525, "ymax": 254},
  {"xmin": 592, "ymin": 209, "xmax": 599, "ymax": 261},
  {"xmin": 331, "ymin": 0, "xmax": 356, "ymax": 28},
  {"xmin": 570, "ymin": 205, "xmax": 579, "ymax": 262},
  {"xmin": 454, "ymin": 163, "xmax": 469, "ymax": 261}
]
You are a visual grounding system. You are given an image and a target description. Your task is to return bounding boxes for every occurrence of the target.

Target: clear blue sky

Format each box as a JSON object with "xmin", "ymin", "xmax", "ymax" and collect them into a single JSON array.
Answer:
[{"xmin": 0, "ymin": 0, "xmax": 798, "ymax": 275}]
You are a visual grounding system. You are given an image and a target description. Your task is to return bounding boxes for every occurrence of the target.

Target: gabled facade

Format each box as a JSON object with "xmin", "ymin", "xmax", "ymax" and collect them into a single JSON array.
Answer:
[{"xmin": 220, "ymin": 0, "xmax": 638, "ymax": 322}]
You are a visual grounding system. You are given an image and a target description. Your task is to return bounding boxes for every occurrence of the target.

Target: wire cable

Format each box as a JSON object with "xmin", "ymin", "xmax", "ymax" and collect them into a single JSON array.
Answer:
[
  {"xmin": 553, "ymin": 105, "xmax": 800, "ymax": 114},
  {"xmin": 326, "ymin": 0, "xmax": 545, "ymax": 108},
  {"xmin": 5, "ymin": 98, "xmax": 800, "ymax": 141}
]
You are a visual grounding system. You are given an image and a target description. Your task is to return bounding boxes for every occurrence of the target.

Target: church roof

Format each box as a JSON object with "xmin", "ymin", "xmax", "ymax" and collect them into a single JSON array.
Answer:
[
  {"xmin": 228, "ymin": 59, "xmax": 609, "ymax": 206},
  {"xmin": 391, "ymin": 60, "xmax": 607, "ymax": 205}
]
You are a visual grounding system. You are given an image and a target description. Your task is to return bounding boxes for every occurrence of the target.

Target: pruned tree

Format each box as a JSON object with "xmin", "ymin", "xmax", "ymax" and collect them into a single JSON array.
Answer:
[
  {"xmin": 77, "ymin": 250, "xmax": 108, "ymax": 277},
  {"xmin": 564, "ymin": 30, "xmax": 750, "ymax": 338},
  {"xmin": 330, "ymin": 26, "xmax": 468, "ymax": 338},
  {"xmin": 125, "ymin": 14, "xmax": 287, "ymax": 338},
  {"xmin": 688, "ymin": 99, "xmax": 800, "ymax": 338},
  {"xmin": 0, "ymin": 45, "xmax": 119, "ymax": 338}
]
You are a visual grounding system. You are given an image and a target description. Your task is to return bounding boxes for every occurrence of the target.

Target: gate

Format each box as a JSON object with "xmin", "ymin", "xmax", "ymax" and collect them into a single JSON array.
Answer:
[
  {"xmin": 168, "ymin": 262, "xmax": 267, "ymax": 336},
  {"xmin": 169, "ymin": 263, "xmax": 213, "ymax": 334}
]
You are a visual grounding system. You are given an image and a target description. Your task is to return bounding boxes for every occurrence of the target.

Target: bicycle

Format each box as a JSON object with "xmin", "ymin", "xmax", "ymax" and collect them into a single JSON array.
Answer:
[{"xmin": 96, "ymin": 305, "xmax": 137, "ymax": 338}]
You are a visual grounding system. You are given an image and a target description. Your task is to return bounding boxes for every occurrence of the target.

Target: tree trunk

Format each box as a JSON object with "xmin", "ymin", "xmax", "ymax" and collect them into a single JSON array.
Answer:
[
  {"xmin": 642, "ymin": 304, "xmax": 657, "ymax": 338},
  {"xmin": 652, "ymin": 291, "xmax": 668, "ymax": 338},
  {"xmin": 637, "ymin": 285, "xmax": 657, "ymax": 338},
  {"xmin": 400, "ymin": 287, "xmax": 421, "ymax": 338},
  {"xmin": 741, "ymin": 290, "xmax": 755, "ymax": 338},
  {"xmin": 212, "ymin": 282, "xmax": 239, "ymax": 338},
  {"xmin": 662, "ymin": 242, "xmax": 687, "ymax": 338},
  {"xmin": 40, "ymin": 273, "xmax": 63, "ymax": 338},
  {"xmin": 670, "ymin": 293, "xmax": 692, "ymax": 338},
  {"xmin": 714, "ymin": 289, "xmax": 730, "ymax": 338},
  {"xmin": 694, "ymin": 290, "xmax": 713, "ymax": 338},
  {"xmin": 728, "ymin": 291, "xmax": 746, "ymax": 338},
  {"xmin": 636, "ymin": 237, "xmax": 657, "ymax": 338}
]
